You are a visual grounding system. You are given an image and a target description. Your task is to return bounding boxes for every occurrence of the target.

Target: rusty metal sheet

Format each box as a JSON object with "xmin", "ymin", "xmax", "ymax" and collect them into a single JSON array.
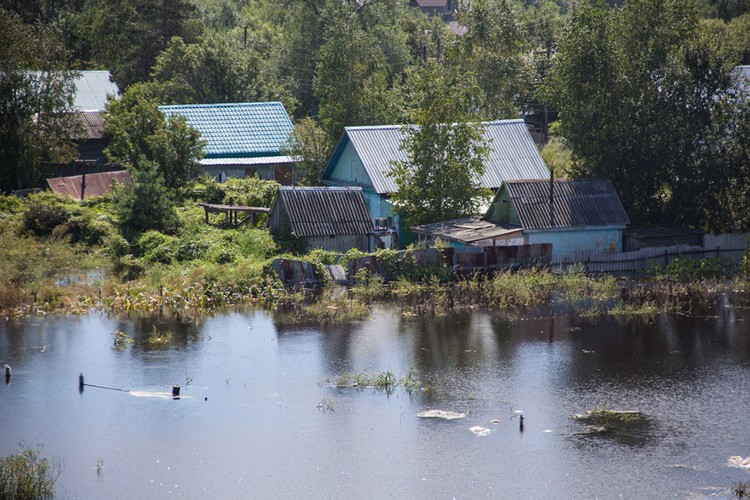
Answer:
[{"xmin": 47, "ymin": 170, "xmax": 131, "ymax": 200}]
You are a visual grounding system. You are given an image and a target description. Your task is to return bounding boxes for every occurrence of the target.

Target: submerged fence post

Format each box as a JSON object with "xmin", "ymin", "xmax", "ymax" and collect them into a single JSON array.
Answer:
[
  {"xmin": 4, "ymin": 364, "xmax": 10, "ymax": 383},
  {"xmin": 172, "ymin": 385, "xmax": 180, "ymax": 398},
  {"xmin": 79, "ymin": 373, "xmax": 85, "ymax": 393}
]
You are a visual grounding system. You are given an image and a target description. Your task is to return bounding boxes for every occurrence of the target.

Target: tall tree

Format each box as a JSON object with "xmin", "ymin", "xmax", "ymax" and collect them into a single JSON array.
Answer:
[
  {"xmin": 0, "ymin": 9, "xmax": 79, "ymax": 193},
  {"xmin": 549, "ymin": 0, "xmax": 750, "ymax": 230},
  {"xmin": 388, "ymin": 62, "xmax": 490, "ymax": 228},
  {"xmin": 84, "ymin": 0, "xmax": 199, "ymax": 89},
  {"xmin": 447, "ymin": 0, "xmax": 532, "ymax": 120},
  {"xmin": 314, "ymin": 5, "xmax": 395, "ymax": 141},
  {"xmin": 104, "ymin": 84, "xmax": 205, "ymax": 190},
  {"xmin": 282, "ymin": 117, "xmax": 332, "ymax": 186}
]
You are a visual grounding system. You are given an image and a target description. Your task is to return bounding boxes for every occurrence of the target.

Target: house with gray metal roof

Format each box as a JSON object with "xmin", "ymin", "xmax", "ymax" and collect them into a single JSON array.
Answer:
[
  {"xmin": 68, "ymin": 71, "xmax": 119, "ymax": 162},
  {"xmin": 159, "ymin": 102, "xmax": 295, "ymax": 183},
  {"xmin": 321, "ymin": 119, "xmax": 550, "ymax": 237},
  {"xmin": 414, "ymin": 178, "xmax": 630, "ymax": 255},
  {"xmin": 268, "ymin": 186, "xmax": 379, "ymax": 253}
]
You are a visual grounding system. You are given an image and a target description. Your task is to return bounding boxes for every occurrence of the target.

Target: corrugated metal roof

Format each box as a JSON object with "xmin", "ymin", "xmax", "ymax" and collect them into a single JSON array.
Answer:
[
  {"xmin": 47, "ymin": 170, "xmax": 131, "ymax": 200},
  {"xmin": 504, "ymin": 178, "xmax": 630, "ymax": 230},
  {"xmin": 73, "ymin": 71, "xmax": 119, "ymax": 111},
  {"xmin": 73, "ymin": 111, "xmax": 106, "ymax": 140},
  {"xmin": 325, "ymin": 119, "xmax": 549, "ymax": 194},
  {"xmin": 199, "ymin": 156, "xmax": 295, "ymax": 166},
  {"xmin": 413, "ymin": 216, "xmax": 522, "ymax": 243},
  {"xmin": 159, "ymin": 102, "xmax": 294, "ymax": 158},
  {"xmin": 275, "ymin": 186, "xmax": 373, "ymax": 237}
]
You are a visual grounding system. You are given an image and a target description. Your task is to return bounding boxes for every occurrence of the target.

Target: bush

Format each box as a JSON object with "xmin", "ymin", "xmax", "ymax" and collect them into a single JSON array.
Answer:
[
  {"xmin": 136, "ymin": 231, "xmax": 178, "ymax": 264},
  {"xmin": 22, "ymin": 194, "xmax": 70, "ymax": 237},
  {"xmin": 0, "ymin": 443, "xmax": 59, "ymax": 500},
  {"xmin": 237, "ymin": 228, "xmax": 276, "ymax": 259}
]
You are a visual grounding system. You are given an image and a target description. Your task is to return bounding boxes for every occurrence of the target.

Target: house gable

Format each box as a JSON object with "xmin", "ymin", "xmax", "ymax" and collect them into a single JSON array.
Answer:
[{"xmin": 321, "ymin": 119, "xmax": 550, "ymax": 195}]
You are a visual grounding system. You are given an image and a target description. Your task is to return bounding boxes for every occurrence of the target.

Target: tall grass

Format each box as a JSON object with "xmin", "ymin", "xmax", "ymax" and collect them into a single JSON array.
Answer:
[{"xmin": 0, "ymin": 444, "xmax": 59, "ymax": 500}]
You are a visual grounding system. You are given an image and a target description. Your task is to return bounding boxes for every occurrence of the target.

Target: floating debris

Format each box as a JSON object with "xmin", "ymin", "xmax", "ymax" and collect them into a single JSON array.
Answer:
[
  {"xmin": 469, "ymin": 426, "xmax": 491, "ymax": 436},
  {"xmin": 728, "ymin": 456, "xmax": 750, "ymax": 470},
  {"xmin": 417, "ymin": 410, "xmax": 467, "ymax": 420},
  {"xmin": 491, "ymin": 419, "xmax": 500, "ymax": 425}
]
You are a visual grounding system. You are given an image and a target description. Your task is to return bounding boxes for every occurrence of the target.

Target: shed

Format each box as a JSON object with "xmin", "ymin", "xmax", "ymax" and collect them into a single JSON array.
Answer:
[
  {"xmin": 321, "ymin": 119, "xmax": 550, "ymax": 236},
  {"xmin": 488, "ymin": 178, "xmax": 630, "ymax": 255},
  {"xmin": 623, "ymin": 227, "xmax": 704, "ymax": 252},
  {"xmin": 159, "ymin": 102, "xmax": 295, "ymax": 183},
  {"xmin": 268, "ymin": 186, "xmax": 376, "ymax": 253},
  {"xmin": 71, "ymin": 71, "xmax": 119, "ymax": 162}
]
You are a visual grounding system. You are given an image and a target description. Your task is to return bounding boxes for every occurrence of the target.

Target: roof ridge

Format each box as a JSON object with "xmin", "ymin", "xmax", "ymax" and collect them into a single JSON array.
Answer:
[{"xmin": 159, "ymin": 101, "xmax": 284, "ymax": 110}]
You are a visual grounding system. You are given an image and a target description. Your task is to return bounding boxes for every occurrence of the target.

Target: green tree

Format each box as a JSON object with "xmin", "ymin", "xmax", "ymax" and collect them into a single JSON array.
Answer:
[
  {"xmin": 84, "ymin": 0, "xmax": 200, "ymax": 89},
  {"xmin": 282, "ymin": 117, "xmax": 333, "ymax": 185},
  {"xmin": 447, "ymin": 0, "xmax": 532, "ymax": 120},
  {"xmin": 104, "ymin": 84, "xmax": 205, "ymax": 190},
  {"xmin": 112, "ymin": 157, "xmax": 178, "ymax": 237},
  {"xmin": 549, "ymin": 0, "xmax": 749, "ymax": 230},
  {"xmin": 0, "ymin": 9, "xmax": 79, "ymax": 193},
  {"xmin": 388, "ymin": 62, "xmax": 490, "ymax": 228},
  {"xmin": 314, "ymin": 6, "xmax": 395, "ymax": 141}
]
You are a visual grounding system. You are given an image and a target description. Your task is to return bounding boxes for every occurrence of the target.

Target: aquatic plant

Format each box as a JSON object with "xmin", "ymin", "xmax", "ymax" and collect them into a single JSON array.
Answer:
[
  {"xmin": 316, "ymin": 399, "xmax": 336, "ymax": 411},
  {"xmin": 734, "ymin": 480, "xmax": 750, "ymax": 498},
  {"xmin": 112, "ymin": 329, "xmax": 133, "ymax": 349},
  {"xmin": 144, "ymin": 326, "xmax": 173, "ymax": 348},
  {"xmin": 0, "ymin": 443, "xmax": 59, "ymax": 500}
]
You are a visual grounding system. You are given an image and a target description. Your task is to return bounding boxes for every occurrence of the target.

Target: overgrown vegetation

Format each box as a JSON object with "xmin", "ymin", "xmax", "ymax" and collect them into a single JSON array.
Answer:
[
  {"xmin": 0, "ymin": 443, "xmax": 59, "ymax": 500},
  {"xmin": 0, "ymin": 176, "xmax": 748, "ymax": 321}
]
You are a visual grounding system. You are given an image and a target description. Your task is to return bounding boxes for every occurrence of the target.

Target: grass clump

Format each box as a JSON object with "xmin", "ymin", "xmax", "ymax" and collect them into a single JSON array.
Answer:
[{"xmin": 0, "ymin": 443, "xmax": 59, "ymax": 500}]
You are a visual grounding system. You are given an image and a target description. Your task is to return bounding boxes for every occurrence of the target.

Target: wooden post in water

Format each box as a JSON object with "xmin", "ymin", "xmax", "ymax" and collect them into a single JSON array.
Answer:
[
  {"xmin": 79, "ymin": 373, "xmax": 85, "ymax": 392},
  {"xmin": 172, "ymin": 384, "xmax": 180, "ymax": 398},
  {"xmin": 4, "ymin": 364, "xmax": 10, "ymax": 383},
  {"xmin": 519, "ymin": 414, "xmax": 524, "ymax": 432}
]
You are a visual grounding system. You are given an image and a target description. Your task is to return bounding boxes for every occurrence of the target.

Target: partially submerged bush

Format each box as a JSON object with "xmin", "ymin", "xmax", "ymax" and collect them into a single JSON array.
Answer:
[{"xmin": 0, "ymin": 443, "xmax": 59, "ymax": 500}]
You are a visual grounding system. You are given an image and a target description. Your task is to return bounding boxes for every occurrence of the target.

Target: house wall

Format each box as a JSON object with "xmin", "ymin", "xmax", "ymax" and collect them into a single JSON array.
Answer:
[
  {"xmin": 204, "ymin": 164, "xmax": 293, "ymax": 184},
  {"xmin": 327, "ymin": 142, "xmax": 373, "ymax": 189},
  {"xmin": 305, "ymin": 235, "xmax": 369, "ymax": 253},
  {"xmin": 526, "ymin": 227, "xmax": 623, "ymax": 255},
  {"xmin": 484, "ymin": 189, "xmax": 520, "ymax": 225}
]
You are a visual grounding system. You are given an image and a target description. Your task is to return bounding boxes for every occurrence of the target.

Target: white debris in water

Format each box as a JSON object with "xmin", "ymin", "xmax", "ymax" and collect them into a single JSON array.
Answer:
[
  {"xmin": 728, "ymin": 456, "xmax": 750, "ymax": 470},
  {"xmin": 417, "ymin": 410, "xmax": 467, "ymax": 420},
  {"xmin": 544, "ymin": 429, "xmax": 553, "ymax": 433},
  {"xmin": 469, "ymin": 426, "xmax": 491, "ymax": 437}
]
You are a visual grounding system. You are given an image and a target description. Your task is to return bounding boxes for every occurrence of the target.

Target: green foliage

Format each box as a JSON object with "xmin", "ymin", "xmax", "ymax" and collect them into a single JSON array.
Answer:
[
  {"xmin": 282, "ymin": 117, "xmax": 333, "ymax": 185},
  {"xmin": 0, "ymin": 10, "xmax": 79, "ymax": 192},
  {"xmin": 82, "ymin": 0, "xmax": 200, "ymax": 89},
  {"xmin": 448, "ymin": 0, "xmax": 532, "ymax": 119},
  {"xmin": 187, "ymin": 176, "xmax": 278, "ymax": 208},
  {"xmin": 22, "ymin": 193, "xmax": 70, "ymax": 237},
  {"xmin": 389, "ymin": 62, "xmax": 490, "ymax": 228},
  {"xmin": 0, "ymin": 443, "xmax": 58, "ymax": 500},
  {"xmin": 549, "ymin": 0, "xmax": 750, "ymax": 230},
  {"xmin": 112, "ymin": 158, "xmax": 179, "ymax": 238},
  {"xmin": 314, "ymin": 5, "xmax": 396, "ymax": 141},
  {"xmin": 105, "ymin": 84, "xmax": 205, "ymax": 190}
]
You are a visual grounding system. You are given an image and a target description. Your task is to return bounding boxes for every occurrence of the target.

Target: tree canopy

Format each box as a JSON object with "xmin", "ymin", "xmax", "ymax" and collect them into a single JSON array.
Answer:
[{"xmin": 388, "ymin": 62, "xmax": 490, "ymax": 228}]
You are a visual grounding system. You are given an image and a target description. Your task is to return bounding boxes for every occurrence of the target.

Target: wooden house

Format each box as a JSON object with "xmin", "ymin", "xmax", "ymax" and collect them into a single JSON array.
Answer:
[
  {"xmin": 414, "ymin": 178, "xmax": 630, "ymax": 255},
  {"xmin": 71, "ymin": 70, "xmax": 119, "ymax": 162},
  {"xmin": 321, "ymin": 119, "xmax": 550, "ymax": 237},
  {"xmin": 159, "ymin": 102, "xmax": 295, "ymax": 183},
  {"xmin": 268, "ymin": 186, "xmax": 376, "ymax": 253}
]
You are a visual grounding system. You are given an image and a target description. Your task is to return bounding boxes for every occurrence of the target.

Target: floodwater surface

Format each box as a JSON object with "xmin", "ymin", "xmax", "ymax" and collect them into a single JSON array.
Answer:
[{"xmin": 1, "ymin": 298, "xmax": 750, "ymax": 499}]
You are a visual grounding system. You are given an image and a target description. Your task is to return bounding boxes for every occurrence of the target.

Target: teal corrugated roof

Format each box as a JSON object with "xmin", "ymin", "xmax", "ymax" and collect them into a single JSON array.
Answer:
[{"xmin": 159, "ymin": 102, "xmax": 294, "ymax": 158}]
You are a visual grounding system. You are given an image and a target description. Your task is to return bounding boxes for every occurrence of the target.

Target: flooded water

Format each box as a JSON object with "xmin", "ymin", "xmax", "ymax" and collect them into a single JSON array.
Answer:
[{"xmin": 2, "ymin": 297, "xmax": 750, "ymax": 499}]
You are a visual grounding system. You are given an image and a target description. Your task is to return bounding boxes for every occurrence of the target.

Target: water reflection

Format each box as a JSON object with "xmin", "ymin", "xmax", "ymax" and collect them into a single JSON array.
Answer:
[{"xmin": 1, "ymin": 298, "xmax": 749, "ymax": 499}]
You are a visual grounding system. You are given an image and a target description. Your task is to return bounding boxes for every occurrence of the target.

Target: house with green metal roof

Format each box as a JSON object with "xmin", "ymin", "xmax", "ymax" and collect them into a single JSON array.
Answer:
[
  {"xmin": 159, "ymin": 102, "xmax": 295, "ymax": 183},
  {"xmin": 321, "ymin": 119, "xmax": 550, "ymax": 238}
]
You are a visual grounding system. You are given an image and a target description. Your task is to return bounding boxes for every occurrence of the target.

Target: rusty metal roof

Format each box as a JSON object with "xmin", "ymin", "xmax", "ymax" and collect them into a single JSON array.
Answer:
[
  {"xmin": 322, "ymin": 119, "xmax": 549, "ymax": 194},
  {"xmin": 47, "ymin": 170, "xmax": 131, "ymax": 200},
  {"xmin": 273, "ymin": 186, "xmax": 373, "ymax": 237},
  {"xmin": 504, "ymin": 178, "xmax": 630, "ymax": 230}
]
